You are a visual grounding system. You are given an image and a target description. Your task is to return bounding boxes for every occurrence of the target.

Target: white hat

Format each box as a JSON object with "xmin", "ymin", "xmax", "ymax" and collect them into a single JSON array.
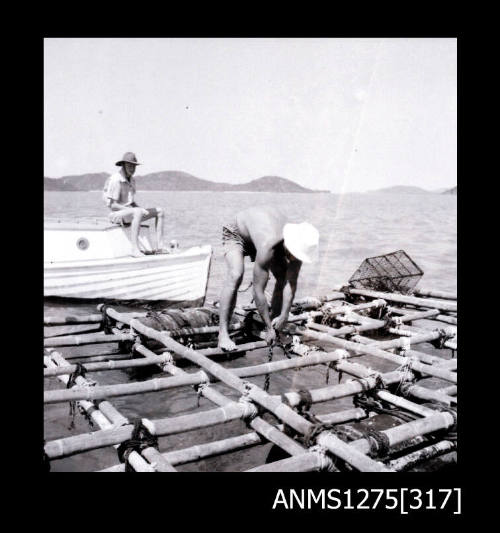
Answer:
[{"xmin": 283, "ymin": 222, "xmax": 319, "ymax": 264}]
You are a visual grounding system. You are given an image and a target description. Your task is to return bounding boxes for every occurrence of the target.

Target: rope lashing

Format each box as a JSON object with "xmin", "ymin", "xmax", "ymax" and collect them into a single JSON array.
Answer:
[
  {"xmin": 263, "ymin": 329, "xmax": 295, "ymax": 391},
  {"xmin": 295, "ymin": 389, "xmax": 314, "ymax": 413},
  {"xmin": 358, "ymin": 428, "xmax": 391, "ymax": 458},
  {"xmin": 303, "ymin": 424, "xmax": 334, "ymax": 448},
  {"xmin": 157, "ymin": 351, "xmax": 174, "ymax": 372},
  {"xmin": 393, "ymin": 357, "xmax": 417, "ymax": 395},
  {"xmin": 193, "ymin": 382, "xmax": 208, "ymax": 407},
  {"xmin": 325, "ymin": 361, "xmax": 335, "ymax": 384},
  {"xmin": 296, "ymin": 408, "xmax": 339, "ymax": 448},
  {"xmin": 328, "ymin": 349, "xmax": 349, "ymax": 384},
  {"xmin": 238, "ymin": 381, "xmax": 259, "ymax": 422},
  {"xmin": 352, "ymin": 374, "xmax": 416, "ymax": 423},
  {"xmin": 308, "ymin": 444, "xmax": 337, "ymax": 472},
  {"xmin": 99, "ymin": 304, "xmax": 114, "ymax": 334},
  {"xmin": 263, "ymin": 343, "xmax": 274, "ymax": 392},
  {"xmin": 431, "ymin": 328, "xmax": 456, "ymax": 350},
  {"xmin": 376, "ymin": 301, "xmax": 389, "ymax": 321},
  {"xmin": 66, "ymin": 363, "xmax": 87, "ymax": 430},
  {"xmin": 117, "ymin": 419, "xmax": 159, "ymax": 472}
]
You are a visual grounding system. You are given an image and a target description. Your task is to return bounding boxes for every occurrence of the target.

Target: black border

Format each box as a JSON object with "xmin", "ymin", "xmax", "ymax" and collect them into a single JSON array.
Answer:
[{"xmin": 29, "ymin": 26, "xmax": 469, "ymax": 522}]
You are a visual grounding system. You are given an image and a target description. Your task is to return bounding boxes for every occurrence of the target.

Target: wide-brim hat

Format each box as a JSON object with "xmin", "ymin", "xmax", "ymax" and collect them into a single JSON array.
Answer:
[
  {"xmin": 283, "ymin": 222, "xmax": 319, "ymax": 264},
  {"xmin": 115, "ymin": 152, "xmax": 141, "ymax": 166}
]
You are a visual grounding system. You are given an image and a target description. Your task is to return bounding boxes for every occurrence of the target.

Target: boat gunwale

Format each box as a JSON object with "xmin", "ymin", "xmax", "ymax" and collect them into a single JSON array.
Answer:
[{"xmin": 44, "ymin": 245, "xmax": 212, "ymax": 269}]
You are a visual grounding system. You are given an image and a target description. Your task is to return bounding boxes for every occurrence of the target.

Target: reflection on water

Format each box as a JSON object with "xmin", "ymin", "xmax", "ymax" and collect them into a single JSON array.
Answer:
[{"xmin": 44, "ymin": 191, "xmax": 457, "ymax": 471}]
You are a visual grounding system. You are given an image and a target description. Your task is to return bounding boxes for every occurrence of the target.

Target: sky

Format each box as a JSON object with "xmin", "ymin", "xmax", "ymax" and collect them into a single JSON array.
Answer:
[{"xmin": 44, "ymin": 38, "xmax": 456, "ymax": 193}]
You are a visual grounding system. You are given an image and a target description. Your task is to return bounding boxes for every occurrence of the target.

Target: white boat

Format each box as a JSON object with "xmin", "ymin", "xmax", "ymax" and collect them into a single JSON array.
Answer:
[{"xmin": 44, "ymin": 218, "xmax": 212, "ymax": 305}]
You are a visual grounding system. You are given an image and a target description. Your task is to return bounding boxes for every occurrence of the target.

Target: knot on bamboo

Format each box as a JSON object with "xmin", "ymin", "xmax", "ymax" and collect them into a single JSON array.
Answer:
[
  {"xmin": 361, "ymin": 428, "xmax": 391, "ymax": 458},
  {"xmin": 66, "ymin": 363, "xmax": 96, "ymax": 430},
  {"xmin": 99, "ymin": 304, "xmax": 114, "ymax": 334},
  {"xmin": 158, "ymin": 351, "xmax": 174, "ymax": 371},
  {"xmin": 398, "ymin": 382, "xmax": 415, "ymax": 399},
  {"xmin": 431, "ymin": 328, "xmax": 456, "ymax": 350},
  {"xmin": 319, "ymin": 303, "xmax": 342, "ymax": 326},
  {"xmin": 396, "ymin": 336, "xmax": 412, "ymax": 355},
  {"xmin": 117, "ymin": 419, "xmax": 158, "ymax": 472},
  {"xmin": 308, "ymin": 444, "xmax": 336, "ymax": 471},
  {"xmin": 238, "ymin": 382, "xmax": 259, "ymax": 422}
]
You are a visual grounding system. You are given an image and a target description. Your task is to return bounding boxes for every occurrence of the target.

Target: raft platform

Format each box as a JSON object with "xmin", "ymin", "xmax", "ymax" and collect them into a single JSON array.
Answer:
[{"xmin": 43, "ymin": 284, "xmax": 457, "ymax": 472}]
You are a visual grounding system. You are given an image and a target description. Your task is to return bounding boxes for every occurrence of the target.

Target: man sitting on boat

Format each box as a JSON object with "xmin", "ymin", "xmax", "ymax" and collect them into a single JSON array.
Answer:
[
  {"xmin": 217, "ymin": 206, "xmax": 319, "ymax": 351},
  {"xmin": 103, "ymin": 152, "xmax": 166, "ymax": 257}
]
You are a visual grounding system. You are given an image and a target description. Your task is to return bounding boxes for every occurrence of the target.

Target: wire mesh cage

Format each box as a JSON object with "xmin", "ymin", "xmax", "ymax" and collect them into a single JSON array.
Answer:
[{"xmin": 348, "ymin": 250, "xmax": 423, "ymax": 294}]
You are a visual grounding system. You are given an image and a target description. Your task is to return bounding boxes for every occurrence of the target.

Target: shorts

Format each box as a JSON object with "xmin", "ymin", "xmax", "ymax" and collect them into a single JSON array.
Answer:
[
  {"xmin": 109, "ymin": 207, "xmax": 159, "ymax": 226},
  {"xmin": 222, "ymin": 221, "xmax": 256, "ymax": 261}
]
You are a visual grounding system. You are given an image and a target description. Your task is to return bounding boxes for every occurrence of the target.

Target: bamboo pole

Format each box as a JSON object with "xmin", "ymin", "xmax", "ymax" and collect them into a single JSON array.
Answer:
[
  {"xmin": 385, "ymin": 323, "xmax": 457, "ymax": 351},
  {"xmin": 44, "ymin": 354, "xmax": 175, "ymax": 377},
  {"xmin": 53, "ymin": 350, "xmax": 127, "ymax": 361},
  {"xmin": 44, "ymin": 340, "xmax": 270, "ymax": 377},
  {"xmin": 281, "ymin": 370, "xmax": 409, "ymax": 407},
  {"xmin": 44, "ymin": 370, "xmax": 209, "ymax": 404},
  {"xmin": 44, "ymin": 332, "xmax": 135, "ymax": 348},
  {"xmin": 44, "ymin": 314, "xmax": 103, "ymax": 326},
  {"xmin": 307, "ymin": 316, "xmax": 385, "ymax": 338},
  {"xmin": 300, "ymin": 328, "xmax": 457, "ymax": 383},
  {"xmin": 402, "ymin": 384, "xmax": 456, "ymax": 406},
  {"xmin": 347, "ymin": 288, "xmax": 457, "ymax": 312},
  {"xmin": 435, "ymin": 315, "xmax": 457, "ymax": 325},
  {"xmin": 437, "ymin": 359, "xmax": 457, "ymax": 370},
  {"xmin": 388, "ymin": 306, "xmax": 457, "ymax": 326},
  {"xmin": 247, "ymin": 450, "xmax": 333, "ymax": 472},
  {"xmin": 348, "ymin": 412, "xmax": 455, "ymax": 455},
  {"xmin": 375, "ymin": 390, "xmax": 437, "ymax": 418},
  {"xmin": 388, "ymin": 440, "xmax": 456, "ymax": 471},
  {"xmin": 44, "ymin": 324, "xmax": 102, "ymax": 338},
  {"xmin": 330, "ymin": 332, "xmax": 443, "ymax": 366},
  {"xmin": 413, "ymin": 288, "xmax": 457, "ymax": 300},
  {"xmin": 436, "ymin": 385, "xmax": 457, "ymax": 396},
  {"xmin": 389, "ymin": 308, "xmax": 440, "ymax": 322}
]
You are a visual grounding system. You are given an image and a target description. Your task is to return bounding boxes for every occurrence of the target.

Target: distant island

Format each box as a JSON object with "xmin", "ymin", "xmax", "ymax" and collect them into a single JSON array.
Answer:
[
  {"xmin": 44, "ymin": 171, "xmax": 329, "ymax": 193},
  {"xmin": 368, "ymin": 185, "xmax": 457, "ymax": 195}
]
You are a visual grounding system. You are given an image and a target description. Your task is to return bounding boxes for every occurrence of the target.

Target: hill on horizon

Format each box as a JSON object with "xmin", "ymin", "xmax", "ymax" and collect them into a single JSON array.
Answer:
[
  {"xmin": 368, "ymin": 185, "xmax": 433, "ymax": 194},
  {"xmin": 44, "ymin": 171, "xmax": 329, "ymax": 193}
]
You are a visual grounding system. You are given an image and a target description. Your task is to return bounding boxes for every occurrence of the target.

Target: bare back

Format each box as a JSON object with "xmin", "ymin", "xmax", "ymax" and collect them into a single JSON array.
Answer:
[{"xmin": 235, "ymin": 207, "xmax": 287, "ymax": 266}]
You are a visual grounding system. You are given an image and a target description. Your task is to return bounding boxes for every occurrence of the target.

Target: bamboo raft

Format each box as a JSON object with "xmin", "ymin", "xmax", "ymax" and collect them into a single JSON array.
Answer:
[{"xmin": 43, "ymin": 282, "xmax": 457, "ymax": 472}]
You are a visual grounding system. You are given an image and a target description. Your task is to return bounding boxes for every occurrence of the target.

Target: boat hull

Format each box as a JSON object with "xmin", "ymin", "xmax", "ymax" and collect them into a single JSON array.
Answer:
[
  {"xmin": 44, "ymin": 247, "xmax": 212, "ymax": 303},
  {"xmin": 44, "ymin": 220, "xmax": 212, "ymax": 303}
]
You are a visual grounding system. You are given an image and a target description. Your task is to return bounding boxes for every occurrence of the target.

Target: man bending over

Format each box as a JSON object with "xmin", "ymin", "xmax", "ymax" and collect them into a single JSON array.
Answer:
[{"xmin": 217, "ymin": 206, "xmax": 319, "ymax": 351}]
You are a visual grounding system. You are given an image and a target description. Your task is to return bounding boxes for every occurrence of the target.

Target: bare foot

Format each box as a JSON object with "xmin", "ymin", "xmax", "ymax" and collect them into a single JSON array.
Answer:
[
  {"xmin": 131, "ymin": 248, "xmax": 145, "ymax": 258},
  {"xmin": 218, "ymin": 336, "xmax": 237, "ymax": 351}
]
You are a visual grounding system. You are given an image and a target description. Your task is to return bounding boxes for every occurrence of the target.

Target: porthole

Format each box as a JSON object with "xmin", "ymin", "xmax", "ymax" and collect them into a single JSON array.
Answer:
[{"xmin": 77, "ymin": 237, "xmax": 89, "ymax": 250}]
